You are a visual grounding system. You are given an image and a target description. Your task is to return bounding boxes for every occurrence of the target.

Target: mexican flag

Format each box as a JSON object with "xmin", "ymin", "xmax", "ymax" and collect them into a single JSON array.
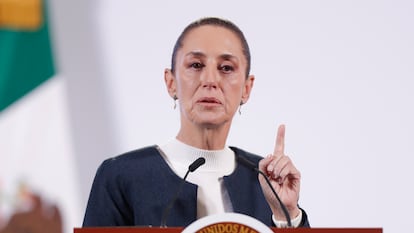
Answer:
[
  {"xmin": 0, "ymin": 0, "xmax": 81, "ymax": 232},
  {"xmin": 0, "ymin": 0, "xmax": 54, "ymax": 111}
]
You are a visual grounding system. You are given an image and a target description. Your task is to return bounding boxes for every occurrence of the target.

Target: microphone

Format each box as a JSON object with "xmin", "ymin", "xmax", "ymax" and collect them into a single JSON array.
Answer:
[
  {"xmin": 236, "ymin": 155, "xmax": 292, "ymax": 227},
  {"xmin": 160, "ymin": 157, "xmax": 206, "ymax": 227}
]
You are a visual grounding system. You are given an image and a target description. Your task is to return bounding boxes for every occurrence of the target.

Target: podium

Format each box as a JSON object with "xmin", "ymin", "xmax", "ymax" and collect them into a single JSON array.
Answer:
[
  {"xmin": 75, "ymin": 228, "xmax": 382, "ymax": 233},
  {"xmin": 76, "ymin": 213, "xmax": 382, "ymax": 233}
]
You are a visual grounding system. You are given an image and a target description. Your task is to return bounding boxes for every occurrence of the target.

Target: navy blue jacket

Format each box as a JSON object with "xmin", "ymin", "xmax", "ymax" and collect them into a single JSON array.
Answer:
[{"xmin": 83, "ymin": 146, "xmax": 309, "ymax": 227}]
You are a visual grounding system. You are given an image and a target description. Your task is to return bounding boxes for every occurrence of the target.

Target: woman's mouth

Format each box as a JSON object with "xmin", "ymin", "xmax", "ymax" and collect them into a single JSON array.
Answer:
[{"xmin": 197, "ymin": 97, "xmax": 222, "ymax": 105}]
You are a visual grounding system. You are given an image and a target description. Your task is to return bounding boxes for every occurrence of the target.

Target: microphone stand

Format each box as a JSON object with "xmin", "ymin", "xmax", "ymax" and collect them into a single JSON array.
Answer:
[{"xmin": 160, "ymin": 157, "xmax": 206, "ymax": 227}]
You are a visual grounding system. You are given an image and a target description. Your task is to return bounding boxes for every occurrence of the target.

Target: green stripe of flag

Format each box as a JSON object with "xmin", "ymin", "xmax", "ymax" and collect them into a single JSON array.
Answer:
[{"xmin": 0, "ymin": 0, "xmax": 55, "ymax": 112}]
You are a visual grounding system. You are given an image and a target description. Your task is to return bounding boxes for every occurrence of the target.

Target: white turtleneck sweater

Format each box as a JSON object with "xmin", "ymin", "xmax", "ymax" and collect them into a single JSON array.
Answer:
[
  {"xmin": 158, "ymin": 138, "xmax": 302, "ymax": 227},
  {"xmin": 159, "ymin": 138, "xmax": 235, "ymax": 218}
]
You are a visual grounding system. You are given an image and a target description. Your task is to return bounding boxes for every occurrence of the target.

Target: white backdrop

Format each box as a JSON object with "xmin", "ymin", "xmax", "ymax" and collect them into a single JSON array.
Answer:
[{"xmin": 50, "ymin": 0, "xmax": 413, "ymax": 232}]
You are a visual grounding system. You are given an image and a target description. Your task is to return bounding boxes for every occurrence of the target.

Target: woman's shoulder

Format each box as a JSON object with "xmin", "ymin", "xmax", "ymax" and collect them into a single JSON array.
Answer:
[
  {"xmin": 109, "ymin": 145, "xmax": 160, "ymax": 161},
  {"xmin": 229, "ymin": 146, "xmax": 264, "ymax": 164},
  {"xmin": 97, "ymin": 145, "xmax": 163, "ymax": 172}
]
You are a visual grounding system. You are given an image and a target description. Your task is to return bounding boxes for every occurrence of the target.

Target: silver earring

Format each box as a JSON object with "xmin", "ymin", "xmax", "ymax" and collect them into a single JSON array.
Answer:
[
  {"xmin": 173, "ymin": 95, "xmax": 178, "ymax": 109},
  {"xmin": 238, "ymin": 101, "xmax": 244, "ymax": 115}
]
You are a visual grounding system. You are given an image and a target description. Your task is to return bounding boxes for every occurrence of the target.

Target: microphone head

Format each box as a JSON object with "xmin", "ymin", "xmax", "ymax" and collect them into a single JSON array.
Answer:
[{"xmin": 189, "ymin": 157, "xmax": 206, "ymax": 172}]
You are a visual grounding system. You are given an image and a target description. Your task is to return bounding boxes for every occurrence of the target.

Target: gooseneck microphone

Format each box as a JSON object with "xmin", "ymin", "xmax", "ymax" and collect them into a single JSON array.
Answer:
[
  {"xmin": 160, "ymin": 157, "xmax": 206, "ymax": 227},
  {"xmin": 236, "ymin": 155, "xmax": 292, "ymax": 227}
]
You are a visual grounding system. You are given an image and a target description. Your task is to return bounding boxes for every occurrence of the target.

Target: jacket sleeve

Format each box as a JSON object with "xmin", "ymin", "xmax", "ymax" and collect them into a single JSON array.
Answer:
[
  {"xmin": 82, "ymin": 159, "xmax": 134, "ymax": 226},
  {"xmin": 298, "ymin": 207, "xmax": 311, "ymax": 227}
]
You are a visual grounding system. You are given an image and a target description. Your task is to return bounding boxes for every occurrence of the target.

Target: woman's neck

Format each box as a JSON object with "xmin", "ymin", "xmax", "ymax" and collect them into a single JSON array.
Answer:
[{"xmin": 176, "ymin": 124, "xmax": 231, "ymax": 150}]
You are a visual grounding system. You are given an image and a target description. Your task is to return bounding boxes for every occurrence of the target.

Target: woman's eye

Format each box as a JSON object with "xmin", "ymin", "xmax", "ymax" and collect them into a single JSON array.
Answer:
[
  {"xmin": 220, "ymin": 65, "xmax": 234, "ymax": 73},
  {"xmin": 190, "ymin": 62, "xmax": 204, "ymax": 69}
]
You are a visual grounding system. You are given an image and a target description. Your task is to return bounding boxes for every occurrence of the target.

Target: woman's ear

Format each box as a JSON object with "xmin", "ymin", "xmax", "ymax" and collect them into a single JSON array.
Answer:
[
  {"xmin": 164, "ymin": 68, "xmax": 177, "ymax": 98},
  {"xmin": 241, "ymin": 75, "xmax": 255, "ymax": 104}
]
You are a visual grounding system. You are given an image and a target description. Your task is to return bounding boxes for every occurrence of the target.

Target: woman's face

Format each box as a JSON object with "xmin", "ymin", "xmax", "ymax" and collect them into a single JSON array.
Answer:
[{"xmin": 166, "ymin": 25, "xmax": 254, "ymax": 129}]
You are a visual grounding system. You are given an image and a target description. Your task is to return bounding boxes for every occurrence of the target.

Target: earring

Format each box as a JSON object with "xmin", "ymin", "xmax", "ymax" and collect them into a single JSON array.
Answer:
[
  {"xmin": 238, "ymin": 100, "xmax": 244, "ymax": 115},
  {"xmin": 173, "ymin": 95, "xmax": 178, "ymax": 109}
]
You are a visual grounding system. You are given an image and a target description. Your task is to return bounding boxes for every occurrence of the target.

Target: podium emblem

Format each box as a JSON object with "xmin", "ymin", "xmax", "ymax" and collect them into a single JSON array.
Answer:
[{"xmin": 182, "ymin": 213, "xmax": 273, "ymax": 233}]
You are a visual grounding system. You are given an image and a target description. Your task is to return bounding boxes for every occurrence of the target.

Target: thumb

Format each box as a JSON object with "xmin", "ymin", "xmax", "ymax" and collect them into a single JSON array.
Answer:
[{"xmin": 258, "ymin": 155, "xmax": 273, "ymax": 174}]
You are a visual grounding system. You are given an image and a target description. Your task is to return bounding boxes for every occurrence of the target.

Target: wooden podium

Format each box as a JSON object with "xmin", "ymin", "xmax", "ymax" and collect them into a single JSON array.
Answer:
[
  {"xmin": 76, "ymin": 213, "xmax": 381, "ymax": 233},
  {"xmin": 75, "ymin": 227, "xmax": 382, "ymax": 233}
]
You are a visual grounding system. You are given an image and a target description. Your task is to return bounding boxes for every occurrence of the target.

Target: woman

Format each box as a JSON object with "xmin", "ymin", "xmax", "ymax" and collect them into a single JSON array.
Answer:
[{"xmin": 83, "ymin": 17, "xmax": 310, "ymax": 228}]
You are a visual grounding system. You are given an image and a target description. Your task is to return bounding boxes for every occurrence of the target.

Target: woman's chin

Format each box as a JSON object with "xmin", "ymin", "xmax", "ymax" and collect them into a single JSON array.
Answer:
[{"xmin": 194, "ymin": 116, "xmax": 231, "ymax": 129}]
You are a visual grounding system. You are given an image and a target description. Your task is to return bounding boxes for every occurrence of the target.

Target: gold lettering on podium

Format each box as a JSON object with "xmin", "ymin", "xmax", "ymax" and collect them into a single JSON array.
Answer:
[{"xmin": 196, "ymin": 222, "xmax": 258, "ymax": 233}]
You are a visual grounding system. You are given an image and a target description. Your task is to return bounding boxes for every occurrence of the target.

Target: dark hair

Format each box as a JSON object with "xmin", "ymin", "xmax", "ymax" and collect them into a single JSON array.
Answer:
[{"xmin": 170, "ymin": 17, "xmax": 251, "ymax": 78}]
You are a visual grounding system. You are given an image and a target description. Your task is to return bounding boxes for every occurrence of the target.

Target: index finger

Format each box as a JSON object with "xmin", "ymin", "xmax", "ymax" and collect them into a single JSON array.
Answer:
[{"xmin": 273, "ymin": 124, "xmax": 286, "ymax": 155}]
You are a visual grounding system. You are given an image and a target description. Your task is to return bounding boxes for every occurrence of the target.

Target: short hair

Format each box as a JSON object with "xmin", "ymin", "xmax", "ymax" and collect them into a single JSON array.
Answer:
[{"xmin": 170, "ymin": 17, "xmax": 251, "ymax": 78}]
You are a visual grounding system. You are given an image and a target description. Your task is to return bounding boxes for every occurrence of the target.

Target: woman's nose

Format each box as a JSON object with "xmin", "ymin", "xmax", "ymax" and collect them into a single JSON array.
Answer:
[{"xmin": 200, "ymin": 66, "xmax": 219, "ymax": 89}]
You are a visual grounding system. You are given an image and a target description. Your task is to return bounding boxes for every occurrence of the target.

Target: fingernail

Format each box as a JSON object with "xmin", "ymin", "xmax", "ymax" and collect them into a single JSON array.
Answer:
[{"xmin": 267, "ymin": 165, "xmax": 273, "ymax": 171}]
